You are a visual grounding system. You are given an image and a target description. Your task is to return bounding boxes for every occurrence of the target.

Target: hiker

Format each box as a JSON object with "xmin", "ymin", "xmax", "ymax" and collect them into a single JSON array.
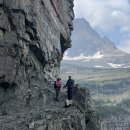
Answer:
[
  {"xmin": 65, "ymin": 76, "xmax": 74, "ymax": 100},
  {"xmin": 54, "ymin": 78, "xmax": 61, "ymax": 101}
]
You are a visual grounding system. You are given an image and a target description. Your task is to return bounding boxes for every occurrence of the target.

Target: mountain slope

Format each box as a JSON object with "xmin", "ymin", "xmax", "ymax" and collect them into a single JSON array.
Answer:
[{"xmin": 63, "ymin": 18, "xmax": 130, "ymax": 68}]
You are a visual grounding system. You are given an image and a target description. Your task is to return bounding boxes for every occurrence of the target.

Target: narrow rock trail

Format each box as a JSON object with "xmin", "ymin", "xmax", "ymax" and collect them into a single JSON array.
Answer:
[
  {"xmin": 0, "ymin": 87, "xmax": 101, "ymax": 130},
  {"xmin": 0, "ymin": 91, "xmax": 81, "ymax": 130}
]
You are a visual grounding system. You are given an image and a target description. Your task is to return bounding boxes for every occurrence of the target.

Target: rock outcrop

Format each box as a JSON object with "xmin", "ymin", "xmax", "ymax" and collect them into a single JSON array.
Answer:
[
  {"xmin": 73, "ymin": 85, "xmax": 101, "ymax": 130},
  {"xmin": 0, "ymin": 0, "xmax": 100, "ymax": 130}
]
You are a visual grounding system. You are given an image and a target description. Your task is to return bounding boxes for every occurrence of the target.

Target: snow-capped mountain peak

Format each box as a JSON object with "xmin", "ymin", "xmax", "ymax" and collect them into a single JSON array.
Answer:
[{"xmin": 62, "ymin": 18, "xmax": 130, "ymax": 68}]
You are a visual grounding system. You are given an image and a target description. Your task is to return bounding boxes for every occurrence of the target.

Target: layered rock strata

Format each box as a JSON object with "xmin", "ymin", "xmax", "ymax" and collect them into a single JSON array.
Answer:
[{"xmin": 0, "ymin": 0, "xmax": 74, "ymax": 114}]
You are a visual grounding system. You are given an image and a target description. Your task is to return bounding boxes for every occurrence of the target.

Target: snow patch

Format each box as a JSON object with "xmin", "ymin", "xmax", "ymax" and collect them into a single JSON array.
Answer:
[
  {"xmin": 124, "ymin": 66, "xmax": 130, "ymax": 68},
  {"xmin": 95, "ymin": 66, "xmax": 104, "ymax": 68},
  {"xmin": 63, "ymin": 52, "xmax": 104, "ymax": 61},
  {"xmin": 107, "ymin": 63, "xmax": 124, "ymax": 68}
]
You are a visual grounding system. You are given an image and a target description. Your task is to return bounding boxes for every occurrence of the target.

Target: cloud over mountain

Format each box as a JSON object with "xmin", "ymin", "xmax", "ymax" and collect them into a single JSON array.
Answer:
[{"xmin": 74, "ymin": 0, "xmax": 130, "ymax": 53}]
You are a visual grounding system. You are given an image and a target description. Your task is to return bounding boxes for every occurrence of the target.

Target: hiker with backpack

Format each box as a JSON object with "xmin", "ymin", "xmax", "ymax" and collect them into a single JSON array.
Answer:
[{"xmin": 54, "ymin": 78, "xmax": 61, "ymax": 101}]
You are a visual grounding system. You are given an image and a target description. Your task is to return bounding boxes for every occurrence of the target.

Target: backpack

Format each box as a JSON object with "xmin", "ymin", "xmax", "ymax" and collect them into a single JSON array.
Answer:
[{"xmin": 54, "ymin": 80, "xmax": 61, "ymax": 89}]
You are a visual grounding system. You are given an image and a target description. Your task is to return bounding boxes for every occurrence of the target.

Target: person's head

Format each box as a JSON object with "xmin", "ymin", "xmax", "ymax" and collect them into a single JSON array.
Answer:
[
  {"xmin": 57, "ymin": 78, "xmax": 61, "ymax": 81},
  {"xmin": 69, "ymin": 76, "xmax": 71, "ymax": 80}
]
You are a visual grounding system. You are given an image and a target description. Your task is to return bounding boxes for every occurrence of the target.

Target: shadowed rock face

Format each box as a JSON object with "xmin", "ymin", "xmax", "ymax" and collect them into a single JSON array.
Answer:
[{"xmin": 0, "ymin": 0, "xmax": 74, "ymax": 114}]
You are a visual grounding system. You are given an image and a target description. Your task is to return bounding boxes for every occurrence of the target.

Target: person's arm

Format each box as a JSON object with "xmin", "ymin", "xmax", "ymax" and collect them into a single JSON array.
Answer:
[
  {"xmin": 63, "ymin": 80, "xmax": 68, "ymax": 89},
  {"xmin": 73, "ymin": 80, "xmax": 75, "ymax": 85},
  {"xmin": 72, "ymin": 79, "xmax": 74, "ymax": 87}
]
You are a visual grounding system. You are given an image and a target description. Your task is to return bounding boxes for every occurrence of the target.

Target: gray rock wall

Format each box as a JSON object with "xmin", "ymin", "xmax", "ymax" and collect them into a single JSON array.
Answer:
[{"xmin": 0, "ymin": 0, "xmax": 74, "ymax": 114}]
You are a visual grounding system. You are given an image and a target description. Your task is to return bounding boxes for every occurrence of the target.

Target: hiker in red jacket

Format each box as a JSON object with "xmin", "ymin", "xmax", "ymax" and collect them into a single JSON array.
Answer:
[{"xmin": 54, "ymin": 78, "xmax": 61, "ymax": 101}]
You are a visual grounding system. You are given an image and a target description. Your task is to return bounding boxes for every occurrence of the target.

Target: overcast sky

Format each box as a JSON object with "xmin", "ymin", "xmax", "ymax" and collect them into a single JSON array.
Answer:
[{"xmin": 74, "ymin": 0, "xmax": 130, "ymax": 53}]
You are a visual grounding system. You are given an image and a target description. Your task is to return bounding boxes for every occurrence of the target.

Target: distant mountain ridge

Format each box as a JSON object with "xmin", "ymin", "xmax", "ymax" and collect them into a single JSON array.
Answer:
[{"xmin": 63, "ymin": 18, "xmax": 130, "ymax": 68}]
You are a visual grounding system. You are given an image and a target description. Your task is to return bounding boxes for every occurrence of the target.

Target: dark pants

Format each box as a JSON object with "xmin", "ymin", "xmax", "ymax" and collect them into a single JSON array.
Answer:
[
  {"xmin": 67, "ymin": 87, "xmax": 72, "ymax": 100},
  {"xmin": 55, "ymin": 88, "xmax": 60, "ymax": 101}
]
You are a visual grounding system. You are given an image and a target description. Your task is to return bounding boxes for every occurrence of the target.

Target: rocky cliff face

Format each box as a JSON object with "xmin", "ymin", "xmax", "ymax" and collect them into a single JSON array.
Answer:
[
  {"xmin": 0, "ymin": 0, "xmax": 74, "ymax": 114},
  {"xmin": 0, "ymin": 0, "xmax": 100, "ymax": 130}
]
